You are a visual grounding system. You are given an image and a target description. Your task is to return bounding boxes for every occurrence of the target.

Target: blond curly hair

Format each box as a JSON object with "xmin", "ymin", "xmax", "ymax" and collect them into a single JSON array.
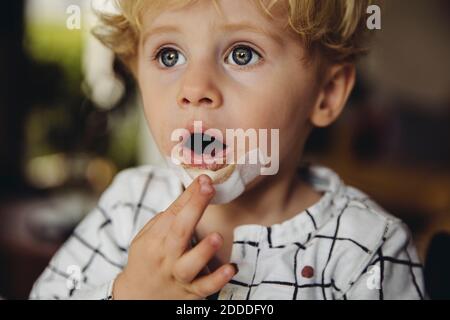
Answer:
[{"xmin": 93, "ymin": 0, "xmax": 376, "ymax": 66}]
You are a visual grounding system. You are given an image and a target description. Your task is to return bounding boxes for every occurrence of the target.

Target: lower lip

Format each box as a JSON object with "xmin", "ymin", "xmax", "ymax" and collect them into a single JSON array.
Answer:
[{"xmin": 180, "ymin": 147, "xmax": 230, "ymax": 171}]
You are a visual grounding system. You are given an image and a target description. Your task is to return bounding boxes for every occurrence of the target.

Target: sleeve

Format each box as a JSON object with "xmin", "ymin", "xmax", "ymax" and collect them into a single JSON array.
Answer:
[
  {"xmin": 344, "ymin": 220, "xmax": 427, "ymax": 300},
  {"xmin": 28, "ymin": 169, "xmax": 137, "ymax": 300}
]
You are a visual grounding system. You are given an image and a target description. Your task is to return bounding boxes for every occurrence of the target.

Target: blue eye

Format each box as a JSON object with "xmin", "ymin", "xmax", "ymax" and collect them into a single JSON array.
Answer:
[
  {"xmin": 153, "ymin": 45, "xmax": 261, "ymax": 68},
  {"xmin": 156, "ymin": 47, "xmax": 186, "ymax": 68},
  {"xmin": 226, "ymin": 45, "xmax": 261, "ymax": 67}
]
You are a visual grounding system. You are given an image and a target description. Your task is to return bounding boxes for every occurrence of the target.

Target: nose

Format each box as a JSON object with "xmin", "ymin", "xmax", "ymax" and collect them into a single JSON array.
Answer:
[{"xmin": 176, "ymin": 65, "xmax": 223, "ymax": 110}]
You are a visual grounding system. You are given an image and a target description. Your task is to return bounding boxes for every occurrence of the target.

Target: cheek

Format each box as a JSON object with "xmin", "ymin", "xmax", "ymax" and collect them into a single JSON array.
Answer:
[
  {"xmin": 236, "ymin": 79, "xmax": 313, "ymax": 132},
  {"xmin": 233, "ymin": 69, "xmax": 316, "ymax": 157},
  {"xmin": 137, "ymin": 77, "xmax": 177, "ymax": 155}
]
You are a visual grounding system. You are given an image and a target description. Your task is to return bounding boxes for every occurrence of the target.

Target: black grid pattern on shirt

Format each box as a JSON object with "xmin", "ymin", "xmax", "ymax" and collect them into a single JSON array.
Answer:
[
  {"xmin": 40, "ymin": 171, "xmax": 158, "ymax": 299},
  {"xmin": 228, "ymin": 199, "xmax": 424, "ymax": 300},
  {"xmin": 228, "ymin": 203, "xmax": 348, "ymax": 300},
  {"xmin": 40, "ymin": 171, "xmax": 425, "ymax": 300},
  {"xmin": 360, "ymin": 237, "xmax": 425, "ymax": 300}
]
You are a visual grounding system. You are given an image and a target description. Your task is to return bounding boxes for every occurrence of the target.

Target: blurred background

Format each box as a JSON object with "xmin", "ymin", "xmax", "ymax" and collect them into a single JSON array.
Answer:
[{"xmin": 0, "ymin": 0, "xmax": 449, "ymax": 299}]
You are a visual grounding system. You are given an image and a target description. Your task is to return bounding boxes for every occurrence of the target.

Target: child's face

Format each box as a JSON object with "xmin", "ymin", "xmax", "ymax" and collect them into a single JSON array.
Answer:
[{"xmin": 135, "ymin": 0, "xmax": 323, "ymax": 174}]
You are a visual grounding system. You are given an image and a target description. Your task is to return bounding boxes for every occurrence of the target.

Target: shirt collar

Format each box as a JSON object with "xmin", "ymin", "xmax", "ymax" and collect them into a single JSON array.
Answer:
[{"xmin": 232, "ymin": 165, "xmax": 346, "ymax": 247}]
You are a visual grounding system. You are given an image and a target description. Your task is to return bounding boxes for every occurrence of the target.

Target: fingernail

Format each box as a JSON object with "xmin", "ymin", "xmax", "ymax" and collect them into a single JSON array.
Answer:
[
  {"xmin": 209, "ymin": 233, "xmax": 222, "ymax": 247},
  {"xmin": 224, "ymin": 266, "xmax": 235, "ymax": 278},
  {"xmin": 199, "ymin": 175, "xmax": 213, "ymax": 194},
  {"xmin": 200, "ymin": 184, "xmax": 213, "ymax": 195},
  {"xmin": 230, "ymin": 263, "xmax": 239, "ymax": 275},
  {"xmin": 198, "ymin": 174, "xmax": 211, "ymax": 185}
]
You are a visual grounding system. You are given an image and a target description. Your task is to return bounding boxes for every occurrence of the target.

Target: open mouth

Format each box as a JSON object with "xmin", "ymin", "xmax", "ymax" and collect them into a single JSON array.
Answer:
[
  {"xmin": 180, "ymin": 132, "xmax": 230, "ymax": 171},
  {"xmin": 185, "ymin": 132, "xmax": 227, "ymax": 157}
]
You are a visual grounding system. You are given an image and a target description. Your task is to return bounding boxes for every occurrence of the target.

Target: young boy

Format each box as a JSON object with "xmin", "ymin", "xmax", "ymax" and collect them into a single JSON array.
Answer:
[{"xmin": 30, "ymin": 0, "xmax": 425, "ymax": 300}]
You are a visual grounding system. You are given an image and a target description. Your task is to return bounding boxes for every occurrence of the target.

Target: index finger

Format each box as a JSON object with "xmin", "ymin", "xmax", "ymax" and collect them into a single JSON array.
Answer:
[{"xmin": 165, "ymin": 175, "xmax": 215, "ymax": 255}]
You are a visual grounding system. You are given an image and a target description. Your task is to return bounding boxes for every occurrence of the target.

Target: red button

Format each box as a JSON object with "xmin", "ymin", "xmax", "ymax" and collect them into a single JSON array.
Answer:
[{"xmin": 301, "ymin": 266, "xmax": 314, "ymax": 278}]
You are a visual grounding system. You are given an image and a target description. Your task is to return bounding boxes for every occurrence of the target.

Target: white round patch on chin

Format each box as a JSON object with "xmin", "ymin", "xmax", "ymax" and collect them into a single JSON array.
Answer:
[{"xmin": 165, "ymin": 148, "xmax": 268, "ymax": 204}]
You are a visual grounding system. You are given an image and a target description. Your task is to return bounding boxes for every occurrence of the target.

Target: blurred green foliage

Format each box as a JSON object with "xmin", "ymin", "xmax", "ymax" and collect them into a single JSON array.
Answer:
[
  {"xmin": 22, "ymin": 21, "xmax": 139, "ymax": 172},
  {"xmin": 25, "ymin": 22, "xmax": 83, "ymax": 96}
]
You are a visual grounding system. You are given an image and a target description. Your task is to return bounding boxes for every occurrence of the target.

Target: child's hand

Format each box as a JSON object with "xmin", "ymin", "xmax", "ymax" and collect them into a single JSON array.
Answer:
[{"xmin": 112, "ymin": 175, "xmax": 237, "ymax": 299}]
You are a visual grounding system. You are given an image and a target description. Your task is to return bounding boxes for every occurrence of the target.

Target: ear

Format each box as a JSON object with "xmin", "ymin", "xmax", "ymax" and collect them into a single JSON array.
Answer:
[{"xmin": 310, "ymin": 63, "xmax": 356, "ymax": 127}]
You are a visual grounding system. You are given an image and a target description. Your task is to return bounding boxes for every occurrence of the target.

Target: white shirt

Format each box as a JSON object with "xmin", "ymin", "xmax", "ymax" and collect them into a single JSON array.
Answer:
[{"xmin": 29, "ymin": 165, "xmax": 426, "ymax": 300}]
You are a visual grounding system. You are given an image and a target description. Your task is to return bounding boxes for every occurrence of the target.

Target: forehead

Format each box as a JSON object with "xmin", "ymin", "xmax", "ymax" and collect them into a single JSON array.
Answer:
[{"xmin": 139, "ymin": 0, "xmax": 292, "ymax": 41}]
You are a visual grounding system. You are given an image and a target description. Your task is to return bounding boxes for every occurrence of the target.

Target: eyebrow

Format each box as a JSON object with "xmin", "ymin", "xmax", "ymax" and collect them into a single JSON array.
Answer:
[
  {"xmin": 142, "ymin": 25, "xmax": 182, "ymax": 45},
  {"xmin": 142, "ymin": 22, "xmax": 284, "ymax": 46},
  {"xmin": 220, "ymin": 22, "xmax": 284, "ymax": 46}
]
